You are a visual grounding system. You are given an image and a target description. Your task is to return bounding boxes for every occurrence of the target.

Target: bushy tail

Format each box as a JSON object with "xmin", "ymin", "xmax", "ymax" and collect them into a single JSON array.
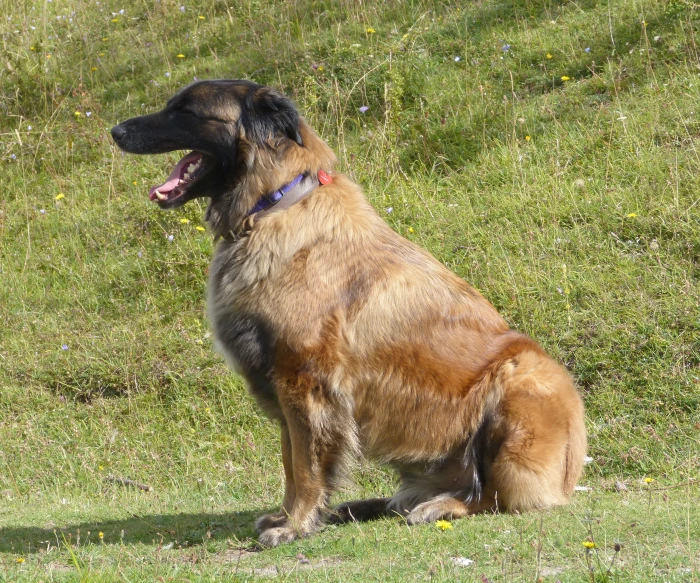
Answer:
[{"xmin": 563, "ymin": 397, "xmax": 587, "ymax": 496}]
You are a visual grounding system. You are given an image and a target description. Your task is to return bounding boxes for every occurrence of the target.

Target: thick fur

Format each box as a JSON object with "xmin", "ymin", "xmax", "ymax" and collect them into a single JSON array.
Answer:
[{"xmin": 112, "ymin": 80, "xmax": 587, "ymax": 547}]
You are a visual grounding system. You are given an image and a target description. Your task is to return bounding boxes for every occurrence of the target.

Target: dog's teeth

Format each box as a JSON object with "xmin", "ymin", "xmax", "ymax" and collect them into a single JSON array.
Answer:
[
  {"xmin": 155, "ymin": 190, "xmax": 168, "ymax": 200},
  {"xmin": 183, "ymin": 173, "xmax": 190, "ymax": 181},
  {"xmin": 187, "ymin": 163, "xmax": 197, "ymax": 173}
]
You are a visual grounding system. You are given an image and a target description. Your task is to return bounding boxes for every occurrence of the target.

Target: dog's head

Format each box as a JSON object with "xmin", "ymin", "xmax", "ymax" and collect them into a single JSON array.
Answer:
[{"xmin": 110, "ymin": 80, "xmax": 303, "ymax": 209}]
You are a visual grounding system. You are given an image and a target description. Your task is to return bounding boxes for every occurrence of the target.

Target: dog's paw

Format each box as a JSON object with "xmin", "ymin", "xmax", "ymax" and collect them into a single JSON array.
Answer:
[
  {"xmin": 257, "ymin": 526, "xmax": 299, "ymax": 547},
  {"xmin": 405, "ymin": 503, "xmax": 444, "ymax": 525},
  {"xmin": 405, "ymin": 497, "xmax": 469, "ymax": 525},
  {"xmin": 255, "ymin": 512, "xmax": 289, "ymax": 534}
]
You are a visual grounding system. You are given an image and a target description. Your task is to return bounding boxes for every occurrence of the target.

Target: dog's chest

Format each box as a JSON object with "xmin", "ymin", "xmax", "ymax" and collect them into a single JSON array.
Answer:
[{"xmin": 207, "ymin": 244, "xmax": 280, "ymax": 413}]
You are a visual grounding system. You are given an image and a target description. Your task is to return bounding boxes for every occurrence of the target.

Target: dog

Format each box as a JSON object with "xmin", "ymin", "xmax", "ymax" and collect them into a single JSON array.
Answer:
[{"xmin": 111, "ymin": 79, "xmax": 586, "ymax": 547}]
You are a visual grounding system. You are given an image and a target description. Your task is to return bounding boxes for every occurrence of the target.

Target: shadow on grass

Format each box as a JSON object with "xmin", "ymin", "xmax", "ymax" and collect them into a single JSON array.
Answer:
[{"xmin": 0, "ymin": 510, "xmax": 266, "ymax": 554}]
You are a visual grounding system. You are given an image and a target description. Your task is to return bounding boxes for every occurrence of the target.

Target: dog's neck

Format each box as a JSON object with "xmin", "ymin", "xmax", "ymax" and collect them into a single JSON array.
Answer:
[
  {"xmin": 205, "ymin": 120, "xmax": 336, "ymax": 239},
  {"xmin": 246, "ymin": 173, "xmax": 316, "ymax": 217}
]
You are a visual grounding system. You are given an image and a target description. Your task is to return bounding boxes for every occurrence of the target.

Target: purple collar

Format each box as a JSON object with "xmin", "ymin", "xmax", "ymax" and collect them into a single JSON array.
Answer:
[
  {"xmin": 247, "ymin": 174, "xmax": 306, "ymax": 216},
  {"xmin": 223, "ymin": 171, "xmax": 329, "ymax": 242}
]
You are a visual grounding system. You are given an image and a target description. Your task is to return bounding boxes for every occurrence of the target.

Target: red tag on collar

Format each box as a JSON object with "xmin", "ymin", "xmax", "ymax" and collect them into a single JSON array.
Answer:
[{"xmin": 317, "ymin": 170, "xmax": 332, "ymax": 185}]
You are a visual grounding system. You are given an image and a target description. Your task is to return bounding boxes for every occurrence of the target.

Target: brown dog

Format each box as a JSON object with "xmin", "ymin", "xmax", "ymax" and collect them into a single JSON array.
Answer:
[{"xmin": 111, "ymin": 80, "xmax": 586, "ymax": 547}]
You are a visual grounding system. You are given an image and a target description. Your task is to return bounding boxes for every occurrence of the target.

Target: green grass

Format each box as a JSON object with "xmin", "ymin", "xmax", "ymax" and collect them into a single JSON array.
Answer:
[{"xmin": 1, "ymin": 0, "xmax": 699, "ymax": 580}]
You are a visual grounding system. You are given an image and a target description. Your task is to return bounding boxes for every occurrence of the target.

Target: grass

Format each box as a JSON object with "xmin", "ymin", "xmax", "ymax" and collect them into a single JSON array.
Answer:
[{"xmin": 1, "ymin": 0, "xmax": 699, "ymax": 580}]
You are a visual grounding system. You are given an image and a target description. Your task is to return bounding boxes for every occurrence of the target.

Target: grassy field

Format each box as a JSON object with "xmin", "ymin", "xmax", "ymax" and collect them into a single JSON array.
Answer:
[{"xmin": 1, "ymin": 0, "xmax": 699, "ymax": 580}]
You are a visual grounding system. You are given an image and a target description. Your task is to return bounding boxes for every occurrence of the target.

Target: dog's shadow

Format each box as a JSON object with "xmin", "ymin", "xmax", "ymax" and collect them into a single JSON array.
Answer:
[{"xmin": 0, "ymin": 510, "xmax": 264, "ymax": 554}]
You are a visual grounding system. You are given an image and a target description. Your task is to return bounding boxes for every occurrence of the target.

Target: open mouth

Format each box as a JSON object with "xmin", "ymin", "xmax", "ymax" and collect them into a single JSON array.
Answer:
[{"xmin": 148, "ymin": 151, "xmax": 208, "ymax": 204}]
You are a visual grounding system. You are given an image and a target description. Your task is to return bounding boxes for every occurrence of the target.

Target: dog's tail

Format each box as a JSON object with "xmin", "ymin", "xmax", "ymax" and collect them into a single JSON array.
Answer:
[{"xmin": 563, "ymin": 394, "xmax": 587, "ymax": 496}]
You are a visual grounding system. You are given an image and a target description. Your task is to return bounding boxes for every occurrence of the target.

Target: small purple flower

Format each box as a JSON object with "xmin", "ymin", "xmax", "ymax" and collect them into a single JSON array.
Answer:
[
  {"xmin": 311, "ymin": 63, "xmax": 319, "ymax": 70},
  {"xmin": 502, "ymin": 43, "xmax": 511, "ymax": 52},
  {"xmin": 386, "ymin": 207, "xmax": 393, "ymax": 214},
  {"xmin": 165, "ymin": 71, "xmax": 171, "ymax": 77},
  {"xmin": 454, "ymin": 56, "xmax": 460, "ymax": 62},
  {"xmin": 180, "ymin": 5, "xmax": 185, "ymax": 11},
  {"xmin": 137, "ymin": 251, "xmax": 143, "ymax": 258},
  {"xmin": 39, "ymin": 209, "xmax": 46, "ymax": 214},
  {"xmin": 167, "ymin": 234, "xmax": 174, "ymax": 242},
  {"xmin": 359, "ymin": 106, "xmax": 369, "ymax": 113},
  {"xmin": 10, "ymin": 153, "xmax": 16, "ymax": 160},
  {"xmin": 585, "ymin": 47, "xmax": 591, "ymax": 53},
  {"xmin": 61, "ymin": 344, "xmax": 69, "ymax": 350},
  {"xmin": 86, "ymin": 112, "xmax": 92, "ymax": 117}
]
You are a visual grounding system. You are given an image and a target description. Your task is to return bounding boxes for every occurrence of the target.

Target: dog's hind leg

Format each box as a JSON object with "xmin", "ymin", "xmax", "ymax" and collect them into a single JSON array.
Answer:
[{"xmin": 483, "ymin": 351, "xmax": 586, "ymax": 512}]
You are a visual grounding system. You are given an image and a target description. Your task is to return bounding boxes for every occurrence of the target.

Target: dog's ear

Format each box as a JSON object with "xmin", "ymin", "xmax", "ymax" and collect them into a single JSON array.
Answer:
[{"xmin": 244, "ymin": 87, "xmax": 303, "ymax": 146}]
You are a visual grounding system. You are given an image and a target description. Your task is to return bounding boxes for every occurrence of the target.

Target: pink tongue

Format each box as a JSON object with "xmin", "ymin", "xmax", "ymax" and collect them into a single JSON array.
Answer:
[{"xmin": 148, "ymin": 152, "xmax": 202, "ymax": 200}]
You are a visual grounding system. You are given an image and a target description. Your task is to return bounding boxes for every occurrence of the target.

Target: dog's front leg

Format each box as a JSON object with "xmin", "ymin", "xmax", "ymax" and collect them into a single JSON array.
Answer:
[
  {"xmin": 257, "ymin": 374, "xmax": 347, "ymax": 547},
  {"xmin": 255, "ymin": 421, "xmax": 296, "ymax": 533}
]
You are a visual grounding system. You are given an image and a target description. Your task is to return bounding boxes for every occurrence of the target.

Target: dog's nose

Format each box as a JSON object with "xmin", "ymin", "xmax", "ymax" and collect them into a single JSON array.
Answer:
[{"xmin": 111, "ymin": 124, "xmax": 126, "ymax": 142}]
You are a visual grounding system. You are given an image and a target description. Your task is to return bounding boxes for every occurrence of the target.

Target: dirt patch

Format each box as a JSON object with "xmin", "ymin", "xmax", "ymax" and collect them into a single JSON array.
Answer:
[
  {"xmin": 253, "ymin": 558, "xmax": 343, "ymax": 577},
  {"xmin": 221, "ymin": 550, "xmax": 343, "ymax": 577},
  {"xmin": 221, "ymin": 548, "xmax": 259, "ymax": 564}
]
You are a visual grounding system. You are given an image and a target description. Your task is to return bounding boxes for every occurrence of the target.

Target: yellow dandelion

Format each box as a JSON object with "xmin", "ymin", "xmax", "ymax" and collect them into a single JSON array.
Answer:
[
  {"xmin": 55, "ymin": 193, "xmax": 65, "ymax": 201},
  {"xmin": 74, "ymin": 111, "xmax": 82, "ymax": 117},
  {"xmin": 99, "ymin": 52, "xmax": 104, "ymax": 56},
  {"xmin": 644, "ymin": 477, "xmax": 654, "ymax": 484},
  {"xmin": 366, "ymin": 27, "xmax": 376, "ymax": 34},
  {"xmin": 102, "ymin": 37, "xmax": 108, "ymax": 41},
  {"xmin": 98, "ymin": 532, "xmax": 104, "ymax": 539},
  {"xmin": 111, "ymin": 18, "xmax": 119, "ymax": 22},
  {"xmin": 30, "ymin": 46, "xmax": 36, "ymax": 51},
  {"xmin": 198, "ymin": 15, "xmax": 205, "ymax": 19},
  {"xmin": 546, "ymin": 53, "xmax": 552, "ymax": 59},
  {"xmin": 525, "ymin": 135, "xmax": 531, "ymax": 141},
  {"xmin": 98, "ymin": 465, "xmax": 104, "ymax": 470},
  {"xmin": 179, "ymin": 218, "xmax": 190, "ymax": 224},
  {"xmin": 626, "ymin": 212, "xmax": 637, "ymax": 218},
  {"xmin": 195, "ymin": 226, "xmax": 206, "ymax": 232},
  {"xmin": 177, "ymin": 54, "xmax": 185, "ymax": 58},
  {"xmin": 408, "ymin": 227, "xmax": 415, "ymax": 233},
  {"xmin": 16, "ymin": 557, "xmax": 25, "ymax": 564},
  {"xmin": 318, "ymin": 66, "xmax": 324, "ymax": 72},
  {"xmin": 402, "ymin": 33, "xmax": 408, "ymax": 39},
  {"xmin": 561, "ymin": 75, "xmax": 570, "ymax": 81},
  {"xmin": 582, "ymin": 541, "xmax": 596, "ymax": 549},
  {"xmin": 435, "ymin": 520, "xmax": 453, "ymax": 531},
  {"xmin": 132, "ymin": 181, "xmax": 137, "ymax": 185},
  {"xmin": 91, "ymin": 67, "xmax": 98, "ymax": 71},
  {"xmin": 46, "ymin": 54, "xmax": 51, "ymax": 58}
]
